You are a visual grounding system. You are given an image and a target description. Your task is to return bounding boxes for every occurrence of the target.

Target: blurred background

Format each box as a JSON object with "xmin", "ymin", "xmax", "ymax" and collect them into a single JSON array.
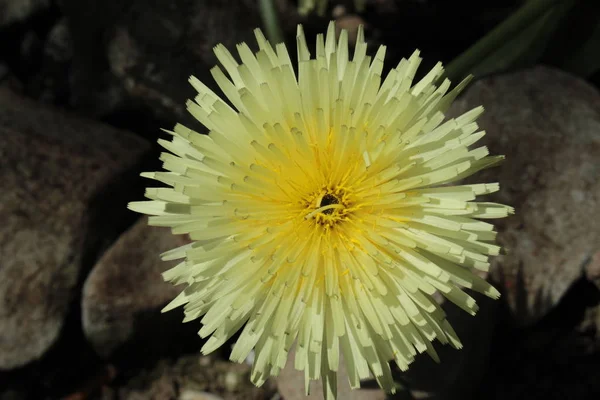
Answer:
[{"xmin": 0, "ymin": 0, "xmax": 599, "ymax": 399}]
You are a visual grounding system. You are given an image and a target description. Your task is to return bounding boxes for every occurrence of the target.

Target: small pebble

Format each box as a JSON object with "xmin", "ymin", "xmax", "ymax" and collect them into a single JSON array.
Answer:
[
  {"xmin": 198, "ymin": 356, "xmax": 211, "ymax": 367},
  {"xmin": 179, "ymin": 389, "xmax": 224, "ymax": 400},
  {"xmin": 223, "ymin": 370, "xmax": 240, "ymax": 392}
]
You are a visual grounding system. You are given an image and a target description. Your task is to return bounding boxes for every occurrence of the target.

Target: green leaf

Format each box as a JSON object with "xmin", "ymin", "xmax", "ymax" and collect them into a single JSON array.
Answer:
[
  {"xmin": 445, "ymin": 0, "xmax": 576, "ymax": 82},
  {"xmin": 468, "ymin": 7, "xmax": 558, "ymax": 77}
]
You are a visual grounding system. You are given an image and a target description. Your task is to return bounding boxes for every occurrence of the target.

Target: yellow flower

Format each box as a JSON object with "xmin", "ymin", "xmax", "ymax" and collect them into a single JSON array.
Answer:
[{"xmin": 129, "ymin": 22, "xmax": 512, "ymax": 399}]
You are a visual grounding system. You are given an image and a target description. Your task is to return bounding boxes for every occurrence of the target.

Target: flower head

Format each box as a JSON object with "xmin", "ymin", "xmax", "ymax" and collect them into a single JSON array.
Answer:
[{"xmin": 129, "ymin": 22, "xmax": 512, "ymax": 399}]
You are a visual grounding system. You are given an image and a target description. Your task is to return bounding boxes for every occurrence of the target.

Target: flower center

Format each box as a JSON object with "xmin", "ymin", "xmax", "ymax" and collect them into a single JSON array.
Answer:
[
  {"xmin": 319, "ymin": 194, "xmax": 340, "ymax": 215},
  {"xmin": 303, "ymin": 187, "xmax": 354, "ymax": 228}
]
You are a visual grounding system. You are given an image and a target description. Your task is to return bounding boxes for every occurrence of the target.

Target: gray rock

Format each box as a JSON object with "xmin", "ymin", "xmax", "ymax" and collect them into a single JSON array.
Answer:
[
  {"xmin": 82, "ymin": 217, "xmax": 193, "ymax": 359},
  {"xmin": 585, "ymin": 250, "xmax": 600, "ymax": 288},
  {"xmin": 32, "ymin": 18, "xmax": 73, "ymax": 104},
  {"xmin": 104, "ymin": 354, "xmax": 276, "ymax": 400},
  {"xmin": 179, "ymin": 390, "xmax": 224, "ymax": 400},
  {"xmin": 449, "ymin": 66, "xmax": 600, "ymax": 326},
  {"xmin": 579, "ymin": 250, "xmax": 600, "ymax": 345},
  {"xmin": 0, "ymin": 88, "xmax": 150, "ymax": 370},
  {"xmin": 60, "ymin": 0, "xmax": 270, "ymax": 123},
  {"xmin": 0, "ymin": 0, "xmax": 49, "ymax": 27}
]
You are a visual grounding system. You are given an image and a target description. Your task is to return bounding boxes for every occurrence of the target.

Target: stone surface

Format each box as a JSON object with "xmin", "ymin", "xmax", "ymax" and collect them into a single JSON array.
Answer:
[
  {"xmin": 31, "ymin": 17, "xmax": 73, "ymax": 104},
  {"xmin": 103, "ymin": 354, "xmax": 276, "ymax": 400},
  {"xmin": 0, "ymin": 0, "xmax": 49, "ymax": 27},
  {"xmin": 449, "ymin": 65, "xmax": 600, "ymax": 326},
  {"xmin": 179, "ymin": 390, "xmax": 224, "ymax": 400},
  {"xmin": 585, "ymin": 250, "xmax": 600, "ymax": 288},
  {"xmin": 60, "ymin": 0, "xmax": 285, "ymax": 127},
  {"xmin": 0, "ymin": 87, "xmax": 150, "ymax": 370},
  {"xmin": 577, "ymin": 251, "xmax": 600, "ymax": 349},
  {"xmin": 82, "ymin": 217, "xmax": 195, "ymax": 360}
]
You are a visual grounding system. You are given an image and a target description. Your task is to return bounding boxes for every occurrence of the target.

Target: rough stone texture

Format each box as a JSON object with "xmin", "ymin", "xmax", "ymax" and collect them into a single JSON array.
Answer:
[
  {"xmin": 449, "ymin": 66, "xmax": 600, "ymax": 326},
  {"xmin": 585, "ymin": 250, "xmax": 600, "ymax": 288},
  {"xmin": 578, "ymin": 250, "xmax": 600, "ymax": 348},
  {"xmin": 60, "ymin": 0, "xmax": 289, "ymax": 127},
  {"xmin": 0, "ymin": 87, "xmax": 150, "ymax": 370},
  {"xmin": 179, "ymin": 390, "xmax": 224, "ymax": 400},
  {"xmin": 82, "ymin": 217, "xmax": 194, "ymax": 360},
  {"xmin": 0, "ymin": 0, "xmax": 49, "ymax": 27},
  {"xmin": 30, "ymin": 17, "xmax": 73, "ymax": 104},
  {"xmin": 101, "ymin": 354, "xmax": 276, "ymax": 400}
]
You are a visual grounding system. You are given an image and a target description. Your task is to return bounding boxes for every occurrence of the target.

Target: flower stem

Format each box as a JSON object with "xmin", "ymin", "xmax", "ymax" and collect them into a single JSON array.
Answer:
[
  {"xmin": 259, "ymin": 0, "xmax": 284, "ymax": 45},
  {"xmin": 445, "ymin": 0, "xmax": 565, "ymax": 82}
]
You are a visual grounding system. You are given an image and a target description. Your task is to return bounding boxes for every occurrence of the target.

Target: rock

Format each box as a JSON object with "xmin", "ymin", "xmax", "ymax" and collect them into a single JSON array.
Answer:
[
  {"xmin": 30, "ymin": 17, "xmax": 73, "ymax": 104},
  {"xmin": 179, "ymin": 390, "xmax": 224, "ymax": 400},
  {"xmin": 334, "ymin": 15, "xmax": 367, "ymax": 46},
  {"xmin": 277, "ymin": 350, "xmax": 386, "ymax": 400},
  {"xmin": 223, "ymin": 371, "xmax": 241, "ymax": 392},
  {"xmin": 0, "ymin": 87, "xmax": 150, "ymax": 370},
  {"xmin": 449, "ymin": 66, "xmax": 600, "ymax": 326},
  {"xmin": 0, "ymin": 0, "xmax": 49, "ymax": 27},
  {"xmin": 577, "ymin": 251, "xmax": 600, "ymax": 347},
  {"xmin": 82, "ymin": 217, "xmax": 197, "ymax": 361},
  {"xmin": 107, "ymin": 354, "xmax": 276, "ymax": 400},
  {"xmin": 585, "ymin": 250, "xmax": 600, "ymax": 288},
  {"xmin": 60, "ymin": 0, "xmax": 274, "ymax": 127},
  {"xmin": 45, "ymin": 18, "xmax": 73, "ymax": 63}
]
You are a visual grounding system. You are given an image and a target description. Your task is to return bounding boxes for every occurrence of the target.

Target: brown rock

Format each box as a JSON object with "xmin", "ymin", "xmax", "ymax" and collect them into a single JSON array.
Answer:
[
  {"xmin": 82, "ymin": 217, "xmax": 195, "ymax": 359},
  {"xmin": 0, "ymin": 87, "xmax": 150, "ymax": 369},
  {"xmin": 449, "ymin": 66, "xmax": 600, "ymax": 326}
]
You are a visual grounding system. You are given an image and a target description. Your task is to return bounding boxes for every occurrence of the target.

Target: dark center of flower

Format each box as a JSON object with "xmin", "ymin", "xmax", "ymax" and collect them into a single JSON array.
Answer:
[{"xmin": 319, "ymin": 194, "xmax": 340, "ymax": 215}]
